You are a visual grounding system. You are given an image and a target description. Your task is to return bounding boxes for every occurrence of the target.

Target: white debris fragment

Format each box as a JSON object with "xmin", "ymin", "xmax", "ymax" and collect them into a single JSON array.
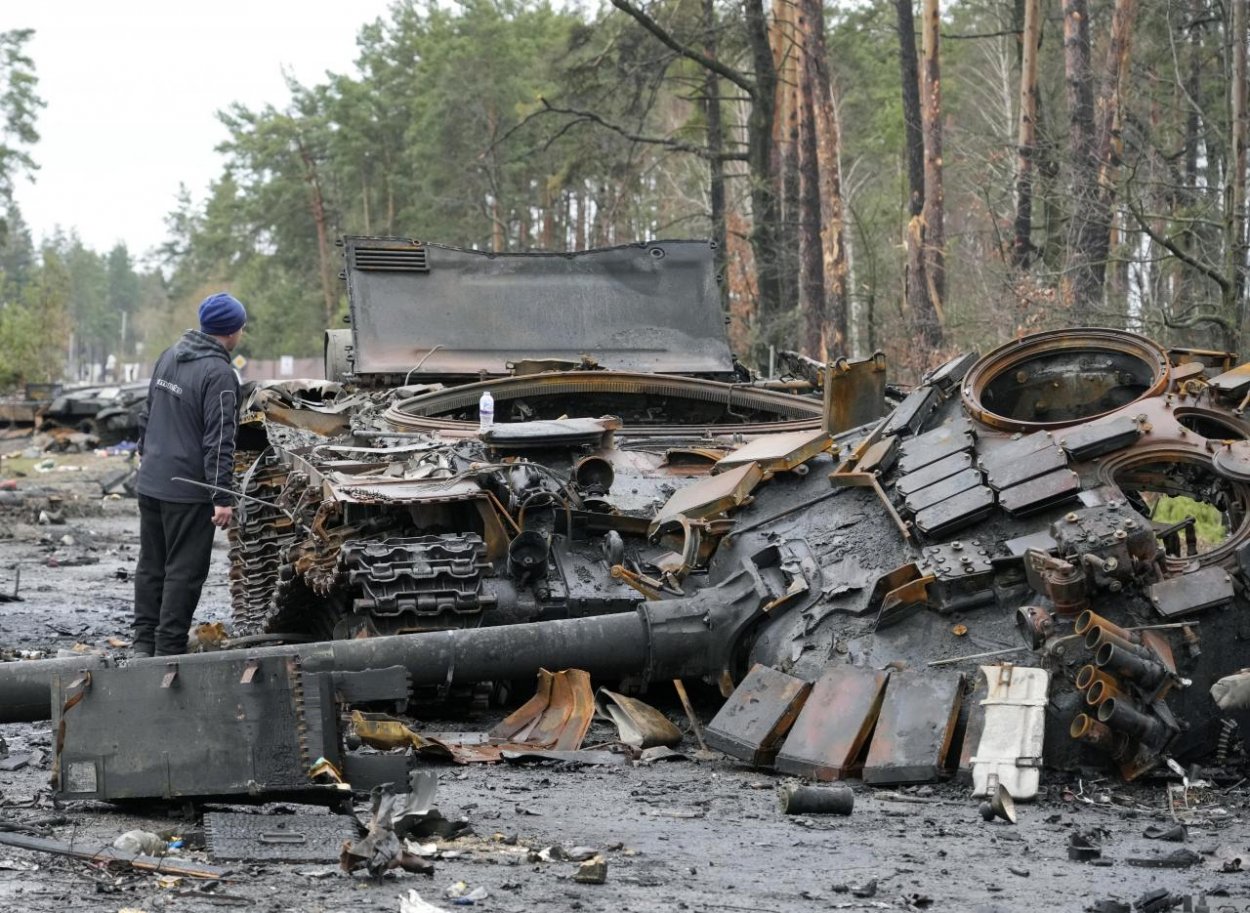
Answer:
[{"xmin": 400, "ymin": 889, "xmax": 450, "ymax": 913}]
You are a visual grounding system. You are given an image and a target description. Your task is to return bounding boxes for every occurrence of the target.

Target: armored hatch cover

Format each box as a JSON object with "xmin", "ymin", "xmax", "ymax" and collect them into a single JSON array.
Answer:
[{"xmin": 342, "ymin": 237, "xmax": 733, "ymax": 379}]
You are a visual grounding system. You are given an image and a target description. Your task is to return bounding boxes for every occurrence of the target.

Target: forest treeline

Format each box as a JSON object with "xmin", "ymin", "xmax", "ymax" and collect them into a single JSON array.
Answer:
[{"xmin": 1, "ymin": 0, "xmax": 1249, "ymax": 387}]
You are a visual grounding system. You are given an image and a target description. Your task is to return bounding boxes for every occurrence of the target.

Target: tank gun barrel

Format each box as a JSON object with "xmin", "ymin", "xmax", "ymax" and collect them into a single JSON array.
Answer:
[
  {"xmin": 0, "ymin": 612, "xmax": 649, "ymax": 724},
  {"xmin": 0, "ymin": 563, "xmax": 777, "ymax": 724}
]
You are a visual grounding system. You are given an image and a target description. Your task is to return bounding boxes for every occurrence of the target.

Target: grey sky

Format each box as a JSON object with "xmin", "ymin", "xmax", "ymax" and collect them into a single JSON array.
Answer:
[{"xmin": 7, "ymin": 0, "xmax": 395, "ymax": 262}]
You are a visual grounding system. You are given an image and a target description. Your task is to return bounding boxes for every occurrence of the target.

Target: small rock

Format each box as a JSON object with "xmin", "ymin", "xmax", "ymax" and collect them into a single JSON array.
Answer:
[{"xmin": 573, "ymin": 855, "xmax": 607, "ymax": 885}]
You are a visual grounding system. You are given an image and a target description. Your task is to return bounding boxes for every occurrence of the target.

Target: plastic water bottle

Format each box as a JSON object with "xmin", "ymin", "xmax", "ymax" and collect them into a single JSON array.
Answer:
[{"xmin": 479, "ymin": 390, "xmax": 494, "ymax": 432}]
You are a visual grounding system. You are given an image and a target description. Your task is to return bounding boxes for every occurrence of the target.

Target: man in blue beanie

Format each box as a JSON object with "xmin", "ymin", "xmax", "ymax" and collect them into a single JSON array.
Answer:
[{"xmin": 132, "ymin": 292, "xmax": 247, "ymax": 657}]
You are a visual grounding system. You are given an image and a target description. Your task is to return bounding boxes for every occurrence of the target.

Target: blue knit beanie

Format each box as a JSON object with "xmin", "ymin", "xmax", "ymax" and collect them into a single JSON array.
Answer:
[{"xmin": 198, "ymin": 292, "xmax": 247, "ymax": 336}]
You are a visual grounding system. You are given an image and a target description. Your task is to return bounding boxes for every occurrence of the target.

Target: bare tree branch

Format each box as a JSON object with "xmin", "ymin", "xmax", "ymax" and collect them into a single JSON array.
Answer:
[
  {"xmin": 537, "ymin": 98, "xmax": 749, "ymax": 161},
  {"xmin": 1126, "ymin": 197, "xmax": 1231, "ymax": 294},
  {"xmin": 608, "ymin": 0, "xmax": 756, "ymax": 96}
]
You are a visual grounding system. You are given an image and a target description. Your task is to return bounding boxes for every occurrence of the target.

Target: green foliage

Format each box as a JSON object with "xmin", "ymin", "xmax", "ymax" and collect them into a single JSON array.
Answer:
[
  {"xmin": 0, "ymin": 241, "xmax": 69, "ymax": 387},
  {"xmin": 0, "ymin": 29, "xmax": 43, "ymax": 208},
  {"xmin": 1150, "ymin": 496, "xmax": 1229, "ymax": 551}
]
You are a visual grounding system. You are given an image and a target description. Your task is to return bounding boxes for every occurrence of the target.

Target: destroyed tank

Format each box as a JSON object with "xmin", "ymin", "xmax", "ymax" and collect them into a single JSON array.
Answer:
[
  {"xmin": 229, "ymin": 237, "xmax": 841, "ymax": 646},
  {"xmin": 6, "ymin": 238, "xmax": 1250, "ymax": 786},
  {"xmin": 224, "ymin": 309, "xmax": 1250, "ymax": 779}
]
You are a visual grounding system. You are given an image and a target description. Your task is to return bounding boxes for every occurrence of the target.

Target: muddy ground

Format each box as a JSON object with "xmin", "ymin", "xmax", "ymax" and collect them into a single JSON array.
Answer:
[{"xmin": 0, "ymin": 451, "xmax": 1246, "ymax": 913}]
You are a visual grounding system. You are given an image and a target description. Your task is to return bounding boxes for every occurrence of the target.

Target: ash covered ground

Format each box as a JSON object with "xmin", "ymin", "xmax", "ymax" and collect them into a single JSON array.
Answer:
[{"xmin": 0, "ymin": 454, "xmax": 1245, "ymax": 913}]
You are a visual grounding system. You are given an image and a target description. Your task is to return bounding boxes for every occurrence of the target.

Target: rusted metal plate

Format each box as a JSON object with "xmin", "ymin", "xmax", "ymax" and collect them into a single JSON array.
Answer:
[
  {"xmin": 903, "ymin": 468, "xmax": 984, "ymax": 514},
  {"xmin": 716, "ymin": 429, "xmax": 832, "ymax": 475},
  {"xmin": 823, "ymin": 353, "xmax": 888, "ymax": 434},
  {"xmin": 705, "ymin": 664, "xmax": 812, "ymax": 767},
  {"xmin": 490, "ymin": 669, "xmax": 595, "ymax": 751},
  {"xmin": 856, "ymin": 435, "xmax": 899, "ymax": 475},
  {"xmin": 997, "ymin": 468, "xmax": 1081, "ymax": 517},
  {"xmin": 896, "ymin": 451, "xmax": 974, "ymax": 498},
  {"xmin": 882, "ymin": 385, "xmax": 939, "ymax": 438},
  {"xmin": 1208, "ymin": 362, "xmax": 1250, "ymax": 398},
  {"xmin": 1148, "ymin": 566, "xmax": 1235, "ymax": 618},
  {"xmin": 775, "ymin": 665, "xmax": 890, "ymax": 780},
  {"xmin": 1058, "ymin": 415, "xmax": 1141, "ymax": 462},
  {"xmin": 863, "ymin": 672, "xmax": 965, "ymax": 785},
  {"xmin": 651, "ymin": 462, "xmax": 764, "ymax": 533},
  {"xmin": 1213, "ymin": 441, "xmax": 1250, "ymax": 481},
  {"xmin": 896, "ymin": 419, "xmax": 975, "ymax": 474},
  {"xmin": 912, "ymin": 486, "xmax": 995, "ymax": 537},
  {"xmin": 982, "ymin": 437, "xmax": 1068, "ymax": 491}
]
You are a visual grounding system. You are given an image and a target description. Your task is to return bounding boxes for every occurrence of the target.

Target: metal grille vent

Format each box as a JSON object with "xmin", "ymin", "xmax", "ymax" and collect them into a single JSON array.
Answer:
[{"xmin": 352, "ymin": 245, "xmax": 429, "ymax": 272}]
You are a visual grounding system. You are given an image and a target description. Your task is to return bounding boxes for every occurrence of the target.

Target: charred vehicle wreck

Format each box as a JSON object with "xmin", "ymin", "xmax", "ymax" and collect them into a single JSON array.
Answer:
[{"xmin": 5, "ymin": 237, "xmax": 1250, "ymax": 802}]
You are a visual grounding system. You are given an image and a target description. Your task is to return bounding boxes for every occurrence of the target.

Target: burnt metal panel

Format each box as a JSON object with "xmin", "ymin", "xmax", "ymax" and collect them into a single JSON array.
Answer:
[
  {"xmin": 1004, "ymin": 529, "xmax": 1059, "ymax": 557},
  {"xmin": 881, "ymin": 386, "xmax": 939, "ymax": 438},
  {"xmin": 823, "ymin": 353, "xmax": 888, "ymax": 434},
  {"xmin": 863, "ymin": 672, "xmax": 965, "ymax": 785},
  {"xmin": 896, "ymin": 451, "xmax": 974, "ymax": 498},
  {"xmin": 998, "ymin": 468, "xmax": 1081, "ymax": 517},
  {"xmin": 651, "ymin": 462, "xmax": 764, "ymax": 533},
  {"xmin": 977, "ymin": 431, "xmax": 1056, "ymax": 484},
  {"xmin": 205, "ymin": 812, "xmax": 355, "ymax": 863},
  {"xmin": 856, "ymin": 435, "xmax": 899, "ymax": 475},
  {"xmin": 912, "ymin": 486, "xmax": 995, "ymax": 537},
  {"xmin": 924, "ymin": 352, "xmax": 980, "ymax": 394},
  {"xmin": 52, "ymin": 657, "xmax": 339, "ymax": 802},
  {"xmin": 896, "ymin": 418, "xmax": 975, "ymax": 474},
  {"xmin": 1208, "ymin": 362, "xmax": 1250, "ymax": 398},
  {"xmin": 342, "ymin": 754, "xmax": 414, "ymax": 792},
  {"xmin": 921, "ymin": 541, "xmax": 995, "ymax": 612},
  {"xmin": 704, "ymin": 664, "xmax": 812, "ymax": 767},
  {"xmin": 343, "ymin": 237, "xmax": 733, "ymax": 377},
  {"xmin": 903, "ymin": 468, "xmax": 984, "ymax": 515},
  {"xmin": 775, "ymin": 665, "xmax": 889, "ymax": 780},
  {"xmin": 1148, "ymin": 566, "xmax": 1235, "ymax": 618},
  {"xmin": 331, "ymin": 666, "xmax": 412, "ymax": 710},
  {"xmin": 982, "ymin": 437, "xmax": 1068, "ymax": 492},
  {"xmin": 1059, "ymin": 416, "xmax": 1141, "ymax": 462},
  {"xmin": 716, "ymin": 429, "xmax": 832, "ymax": 475}
]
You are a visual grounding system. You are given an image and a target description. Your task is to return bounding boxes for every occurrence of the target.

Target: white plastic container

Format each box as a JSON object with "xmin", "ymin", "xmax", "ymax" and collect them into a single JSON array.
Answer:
[
  {"xmin": 479, "ymin": 390, "xmax": 494, "ymax": 433},
  {"xmin": 970, "ymin": 663, "xmax": 1049, "ymax": 801}
]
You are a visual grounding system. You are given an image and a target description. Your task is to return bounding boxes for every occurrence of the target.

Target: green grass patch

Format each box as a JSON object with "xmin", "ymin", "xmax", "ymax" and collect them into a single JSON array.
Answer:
[{"xmin": 1148, "ymin": 495, "xmax": 1228, "ymax": 550}]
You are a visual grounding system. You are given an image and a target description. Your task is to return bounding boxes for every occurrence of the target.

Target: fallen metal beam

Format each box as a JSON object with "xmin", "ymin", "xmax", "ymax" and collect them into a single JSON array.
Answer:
[{"xmin": 0, "ymin": 831, "xmax": 232, "ymax": 879}]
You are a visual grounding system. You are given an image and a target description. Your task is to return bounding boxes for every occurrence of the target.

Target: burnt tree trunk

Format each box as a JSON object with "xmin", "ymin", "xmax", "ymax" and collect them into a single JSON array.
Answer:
[
  {"xmin": 1229, "ymin": 0, "xmax": 1247, "ymax": 339},
  {"xmin": 745, "ymin": 0, "xmax": 782, "ymax": 323},
  {"xmin": 702, "ymin": 0, "xmax": 728, "ymax": 304},
  {"xmin": 801, "ymin": 0, "xmax": 849, "ymax": 355},
  {"xmin": 920, "ymin": 0, "xmax": 946, "ymax": 338},
  {"xmin": 773, "ymin": 0, "xmax": 801, "ymax": 322},
  {"xmin": 896, "ymin": 0, "xmax": 939, "ymax": 344},
  {"xmin": 798, "ymin": 65, "xmax": 823, "ymax": 357},
  {"xmin": 1013, "ymin": 0, "xmax": 1041, "ymax": 268},
  {"xmin": 1062, "ymin": 0, "xmax": 1137, "ymax": 321}
]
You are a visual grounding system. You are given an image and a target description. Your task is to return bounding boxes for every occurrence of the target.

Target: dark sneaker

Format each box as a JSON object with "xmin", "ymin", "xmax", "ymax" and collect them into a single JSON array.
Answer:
[{"xmin": 130, "ymin": 646, "xmax": 154, "ymax": 659}]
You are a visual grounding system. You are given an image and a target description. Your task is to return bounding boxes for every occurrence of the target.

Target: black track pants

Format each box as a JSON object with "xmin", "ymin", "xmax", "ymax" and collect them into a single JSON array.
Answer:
[{"xmin": 133, "ymin": 494, "xmax": 216, "ymax": 656}]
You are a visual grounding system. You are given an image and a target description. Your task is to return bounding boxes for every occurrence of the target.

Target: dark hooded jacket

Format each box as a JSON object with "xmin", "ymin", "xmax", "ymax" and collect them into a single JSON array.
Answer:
[{"xmin": 137, "ymin": 330, "xmax": 240, "ymax": 506}]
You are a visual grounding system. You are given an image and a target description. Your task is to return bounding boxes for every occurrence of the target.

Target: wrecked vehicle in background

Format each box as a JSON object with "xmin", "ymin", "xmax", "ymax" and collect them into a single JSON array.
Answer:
[
  {"xmin": 6, "ymin": 237, "xmax": 1250, "ymax": 799},
  {"xmin": 39, "ymin": 381, "xmax": 148, "ymax": 444}
]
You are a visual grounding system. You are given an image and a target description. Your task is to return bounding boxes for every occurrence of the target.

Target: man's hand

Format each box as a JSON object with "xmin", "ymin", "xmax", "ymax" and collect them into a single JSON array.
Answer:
[{"xmin": 212, "ymin": 505, "xmax": 233, "ymax": 529}]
